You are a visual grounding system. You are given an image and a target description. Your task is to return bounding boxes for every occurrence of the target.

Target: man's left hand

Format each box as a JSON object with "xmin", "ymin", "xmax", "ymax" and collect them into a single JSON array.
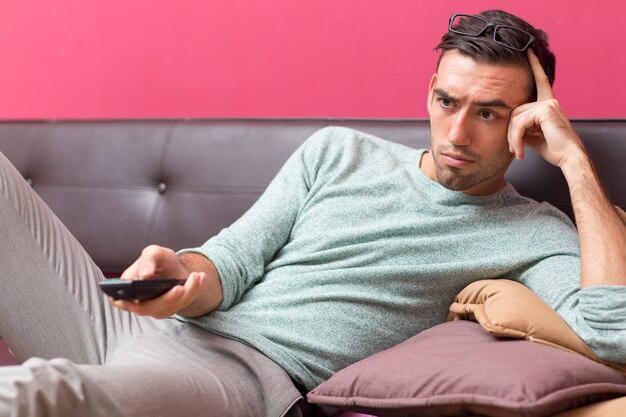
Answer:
[{"xmin": 507, "ymin": 49, "xmax": 586, "ymax": 169}]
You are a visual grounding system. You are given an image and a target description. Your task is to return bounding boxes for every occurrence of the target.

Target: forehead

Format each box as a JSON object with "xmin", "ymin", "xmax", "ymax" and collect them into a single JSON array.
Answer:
[{"xmin": 436, "ymin": 50, "xmax": 531, "ymax": 107}]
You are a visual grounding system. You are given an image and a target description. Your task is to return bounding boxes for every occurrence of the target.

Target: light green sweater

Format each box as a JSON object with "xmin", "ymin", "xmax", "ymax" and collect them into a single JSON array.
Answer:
[{"xmin": 178, "ymin": 127, "xmax": 626, "ymax": 390}]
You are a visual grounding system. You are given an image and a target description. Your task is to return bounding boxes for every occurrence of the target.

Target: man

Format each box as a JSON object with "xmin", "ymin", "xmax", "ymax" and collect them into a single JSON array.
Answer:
[{"xmin": 0, "ymin": 9, "xmax": 624, "ymax": 417}]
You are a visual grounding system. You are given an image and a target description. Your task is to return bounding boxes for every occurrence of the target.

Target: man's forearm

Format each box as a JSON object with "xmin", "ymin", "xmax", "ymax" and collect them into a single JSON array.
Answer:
[
  {"xmin": 176, "ymin": 252, "xmax": 224, "ymax": 317},
  {"xmin": 561, "ymin": 150, "xmax": 626, "ymax": 287}
]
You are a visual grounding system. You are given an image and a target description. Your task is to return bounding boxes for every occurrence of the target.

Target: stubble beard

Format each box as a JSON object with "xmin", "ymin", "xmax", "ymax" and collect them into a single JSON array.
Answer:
[{"xmin": 432, "ymin": 145, "xmax": 513, "ymax": 192}]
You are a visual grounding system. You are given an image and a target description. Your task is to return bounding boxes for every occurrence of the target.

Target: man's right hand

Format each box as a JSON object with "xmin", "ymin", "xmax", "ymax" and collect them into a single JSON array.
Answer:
[
  {"xmin": 109, "ymin": 245, "xmax": 223, "ymax": 319},
  {"xmin": 121, "ymin": 245, "xmax": 188, "ymax": 281}
]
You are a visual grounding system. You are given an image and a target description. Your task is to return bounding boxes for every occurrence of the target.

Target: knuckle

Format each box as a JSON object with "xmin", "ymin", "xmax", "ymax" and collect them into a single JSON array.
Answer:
[
  {"xmin": 142, "ymin": 244, "xmax": 160, "ymax": 255},
  {"xmin": 155, "ymin": 310, "xmax": 173, "ymax": 319},
  {"xmin": 509, "ymin": 117, "xmax": 525, "ymax": 134},
  {"xmin": 129, "ymin": 305, "xmax": 143, "ymax": 315},
  {"xmin": 546, "ymin": 98, "xmax": 560, "ymax": 109},
  {"xmin": 510, "ymin": 107, "xmax": 523, "ymax": 118}
]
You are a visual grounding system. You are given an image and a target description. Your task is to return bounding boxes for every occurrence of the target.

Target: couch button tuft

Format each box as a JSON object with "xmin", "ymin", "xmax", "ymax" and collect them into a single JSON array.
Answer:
[{"xmin": 158, "ymin": 182, "xmax": 167, "ymax": 194}]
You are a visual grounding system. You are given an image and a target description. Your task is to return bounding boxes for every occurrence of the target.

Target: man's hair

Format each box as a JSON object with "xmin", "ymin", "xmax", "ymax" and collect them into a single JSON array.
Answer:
[{"xmin": 435, "ymin": 10, "xmax": 556, "ymax": 101}]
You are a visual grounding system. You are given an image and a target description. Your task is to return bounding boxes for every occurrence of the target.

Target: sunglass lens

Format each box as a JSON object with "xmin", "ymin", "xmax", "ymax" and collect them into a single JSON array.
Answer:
[
  {"xmin": 494, "ymin": 27, "xmax": 533, "ymax": 51},
  {"xmin": 450, "ymin": 15, "xmax": 487, "ymax": 36}
]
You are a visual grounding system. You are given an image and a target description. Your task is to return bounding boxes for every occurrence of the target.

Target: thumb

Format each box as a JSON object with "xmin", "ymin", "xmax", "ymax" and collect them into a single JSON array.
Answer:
[
  {"xmin": 138, "ymin": 263, "xmax": 155, "ymax": 279},
  {"xmin": 136, "ymin": 245, "xmax": 165, "ymax": 279}
]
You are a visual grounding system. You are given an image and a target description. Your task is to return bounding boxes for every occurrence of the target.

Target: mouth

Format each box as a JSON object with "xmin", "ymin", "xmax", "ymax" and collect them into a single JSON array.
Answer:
[{"xmin": 440, "ymin": 152, "xmax": 475, "ymax": 168}]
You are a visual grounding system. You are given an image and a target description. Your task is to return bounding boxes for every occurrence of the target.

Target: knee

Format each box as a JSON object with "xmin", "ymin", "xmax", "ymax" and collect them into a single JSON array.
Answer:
[{"xmin": 0, "ymin": 358, "xmax": 88, "ymax": 416}]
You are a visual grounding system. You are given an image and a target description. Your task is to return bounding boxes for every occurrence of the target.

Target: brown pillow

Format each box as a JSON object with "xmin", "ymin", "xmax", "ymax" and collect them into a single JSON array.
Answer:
[
  {"xmin": 307, "ymin": 320, "xmax": 626, "ymax": 417},
  {"xmin": 448, "ymin": 279, "xmax": 626, "ymax": 375},
  {"xmin": 308, "ymin": 206, "xmax": 626, "ymax": 417}
]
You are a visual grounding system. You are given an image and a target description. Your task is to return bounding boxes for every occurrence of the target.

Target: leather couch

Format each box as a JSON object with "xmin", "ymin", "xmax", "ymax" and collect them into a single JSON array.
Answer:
[
  {"xmin": 0, "ymin": 119, "xmax": 623, "ymax": 275},
  {"xmin": 0, "ymin": 118, "xmax": 625, "ymax": 416}
]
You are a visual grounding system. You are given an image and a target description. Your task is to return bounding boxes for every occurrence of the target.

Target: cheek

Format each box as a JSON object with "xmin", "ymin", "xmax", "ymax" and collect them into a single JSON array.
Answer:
[
  {"xmin": 484, "ymin": 134, "xmax": 513, "ymax": 162},
  {"xmin": 429, "ymin": 111, "xmax": 450, "ymax": 141},
  {"xmin": 476, "ymin": 122, "xmax": 510, "ymax": 147},
  {"xmin": 429, "ymin": 124, "xmax": 445, "ymax": 148}
]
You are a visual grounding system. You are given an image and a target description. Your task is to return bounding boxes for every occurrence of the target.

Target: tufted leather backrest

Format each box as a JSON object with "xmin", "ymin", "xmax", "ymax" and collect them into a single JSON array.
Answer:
[{"xmin": 0, "ymin": 119, "xmax": 623, "ymax": 273}]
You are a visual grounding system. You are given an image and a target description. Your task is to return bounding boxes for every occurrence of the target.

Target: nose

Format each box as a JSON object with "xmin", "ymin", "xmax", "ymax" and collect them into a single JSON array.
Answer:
[{"xmin": 447, "ymin": 112, "xmax": 471, "ymax": 146}]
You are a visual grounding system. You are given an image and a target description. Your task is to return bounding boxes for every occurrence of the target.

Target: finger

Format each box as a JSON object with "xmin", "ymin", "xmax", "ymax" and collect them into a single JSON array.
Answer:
[
  {"xmin": 143, "ymin": 286, "xmax": 186, "ymax": 318},
  {"xmin": 142, "ymin": 273, "xmax": 205, "ymax": 318},
  {"xmin": 507, "ymin": 104, "xmax": 539, "ymax": 160},
  {"xmin": 120, "ymin": 259, "xmax": 140, "ymax": 280},
  {"xmin": 109, "ymin": 285, "xmax": 184, "ymax": 316},
  {"xmin": 112, "ymin": 272, "xmax": 204, "ymax": 318},
  {"xmin": 527, "ymin": 49, "xmax": 554, "ymax": 101},
  {"xmin": 507, "ymin": 106, "xmax": 525, "ymax": 160},
  {"xmin": 507, "ymin": 123, "xmax": 524, "ymax": 161},
  {"xmin": 135, "ymin": 244, "xmax": 172, "ymax": 279},
  {"xmin": 108, "ymin": 297, "xmax": 138, "ymax": 313},
  {"xmin": 150, "ymin": 272, "xmax": 206, "ymax": 318},
  {"xmin": 136, "ymin": 246, "xmax": 159, "ymax": 279},
  {"xmin": 120, "ymin": 248, "xmax": 158, "ymax": 281}
]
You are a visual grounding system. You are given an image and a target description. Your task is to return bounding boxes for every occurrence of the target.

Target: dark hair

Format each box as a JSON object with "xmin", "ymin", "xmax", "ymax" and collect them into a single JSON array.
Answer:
[{"xmin": 435, "ymin": 10, "xmax": 556, "ymax": 101}]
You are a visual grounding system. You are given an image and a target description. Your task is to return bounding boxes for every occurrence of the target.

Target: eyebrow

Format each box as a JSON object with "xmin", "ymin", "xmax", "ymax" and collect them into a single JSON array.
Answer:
[{"xmin": 433, "ymin": 88, "xmax": 512, "ymax": 109}]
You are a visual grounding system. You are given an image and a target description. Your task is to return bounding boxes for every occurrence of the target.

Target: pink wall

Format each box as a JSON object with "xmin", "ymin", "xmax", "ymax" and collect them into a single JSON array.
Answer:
[{"xmin": 0, "ymin": 1, "xmax": 624, "ymax": 120}]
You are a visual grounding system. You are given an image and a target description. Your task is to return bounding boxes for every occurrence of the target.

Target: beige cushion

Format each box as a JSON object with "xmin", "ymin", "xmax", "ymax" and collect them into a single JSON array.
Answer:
[
  {"xmin": 553, "ymin": 396, "xmax": 626, "ymax": 417},
  {"xmin": 448, "ymin": 279, "xmax": 626, "ymax": 374}
]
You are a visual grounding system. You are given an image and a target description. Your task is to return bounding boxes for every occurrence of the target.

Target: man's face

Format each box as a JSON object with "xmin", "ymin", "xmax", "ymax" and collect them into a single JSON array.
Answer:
[{"xmin": 423, "ymin": 50, "xmax": 531, "ymax": 195}]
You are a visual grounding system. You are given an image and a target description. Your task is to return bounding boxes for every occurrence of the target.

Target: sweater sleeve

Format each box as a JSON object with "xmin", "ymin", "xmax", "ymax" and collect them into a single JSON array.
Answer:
[
  {"xmin": 518, "ymin": 254, "xmax": 626, "ymax": 364},
  {"xmin": 177, "ymin": 128, "xmax": 330, "ymax": 310}
]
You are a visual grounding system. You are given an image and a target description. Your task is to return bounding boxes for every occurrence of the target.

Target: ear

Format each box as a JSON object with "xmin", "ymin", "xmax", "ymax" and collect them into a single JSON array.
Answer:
[{"xmin": 427, "ymin": 73, "xmax": 438, "ymax": 115}]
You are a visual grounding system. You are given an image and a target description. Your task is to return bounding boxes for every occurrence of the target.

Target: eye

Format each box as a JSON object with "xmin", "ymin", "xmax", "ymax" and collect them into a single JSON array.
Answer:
[
  {"xmin": 479, "ymin": 110, "xmax": 495, "ymax": 120},
  {"xmin": 438, "ymin": 97, "xmax": 453, "ymax": 108}
]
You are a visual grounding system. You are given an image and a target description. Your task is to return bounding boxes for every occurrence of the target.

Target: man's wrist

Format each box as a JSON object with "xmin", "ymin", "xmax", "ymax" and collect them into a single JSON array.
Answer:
[
  {"xmin": 175, "ymin": 251, "xmax": 223, "ymax": 317},
  {"xmin": 177, "ymin": 252, "xmax": 208, "ymax": 271},
  {"xmin": 559, "ymin": 146, "xmax": 592, "ymax": 182}
]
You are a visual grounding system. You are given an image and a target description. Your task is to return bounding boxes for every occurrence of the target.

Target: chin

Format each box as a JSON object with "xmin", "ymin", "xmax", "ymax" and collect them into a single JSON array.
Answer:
[
  {"xmin": 435, "ymin": 173, "xmax": 474, "ymax": 192},
  {"xmin": 434, "ymin": 165, "xmax": 474, "ymax": 191}
]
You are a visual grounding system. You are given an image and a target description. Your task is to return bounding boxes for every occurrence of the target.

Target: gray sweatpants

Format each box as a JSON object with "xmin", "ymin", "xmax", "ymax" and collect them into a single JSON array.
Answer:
[{"xmin": 0, "ymin": 151, "xmax": 303, "ymax": 417}]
